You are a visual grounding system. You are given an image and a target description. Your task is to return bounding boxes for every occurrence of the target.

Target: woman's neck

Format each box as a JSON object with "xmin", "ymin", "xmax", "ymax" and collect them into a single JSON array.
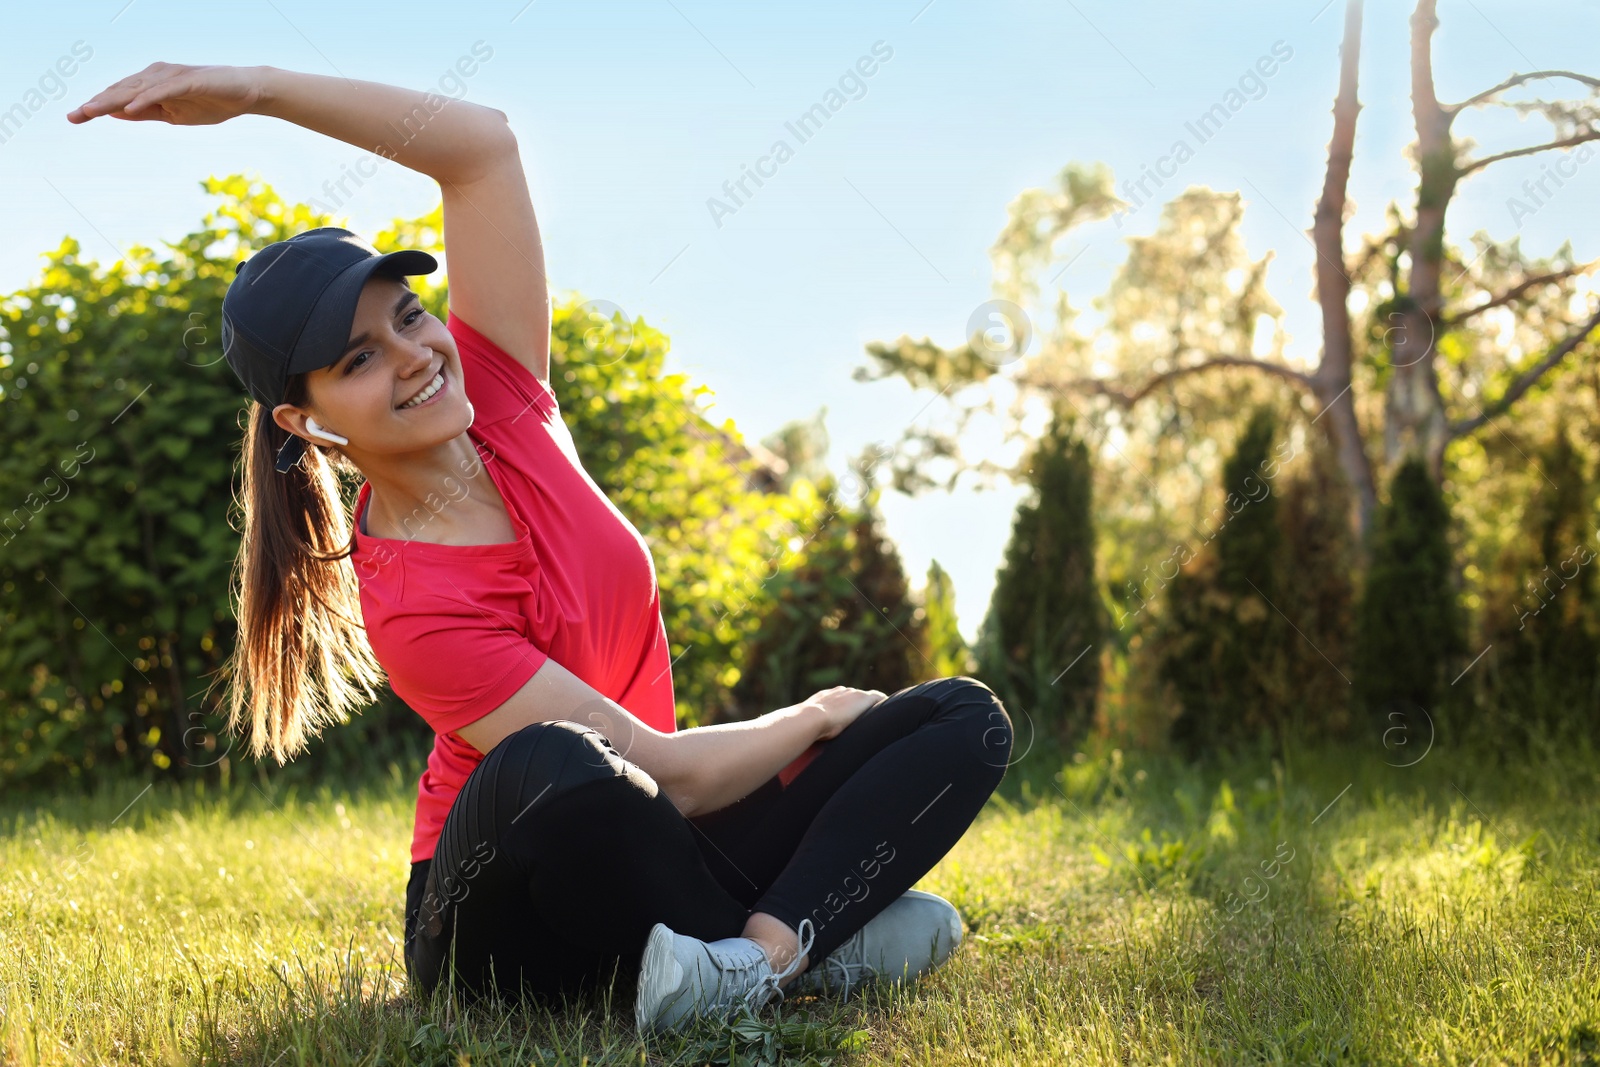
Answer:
[{"xmin": 358, "ymin": 434, "xmax": 513, "ymax": 546}]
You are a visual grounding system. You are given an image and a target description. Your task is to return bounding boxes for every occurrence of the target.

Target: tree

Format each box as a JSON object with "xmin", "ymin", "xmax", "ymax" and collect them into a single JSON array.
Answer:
[
  {"xmin": 857, "ymin": 0, "xmax": 1600, "ymax": 542},
  {"xmin": 1274, "ymin": 431, "xmax": 1358, "ymax": 740},
  {"xmin": 1352, "ymin": 458, "xmax": 1464, "ymax": 721},
  {"xmin": 975, "ymin": 408, "xmax": 1101, "ymax": 747},
  {"xmin": 730, "ymin": 471, "xmax": 930, "ymax": 717},
  {"xmin": 760, "ymin": 407, "xmax": 831, "ymax": 492},
  {"xmin": 1480, "ymin": 425, "xmax": 1600, "ymax": 738},
  {"xmin": 922, "ymin": 560, "xmax": 975, "ymax": 679},
  {"xmin": 1155, "ymin": 408, "xmax": 1287, "ymax": 755},
  {"xmin": 1143, "ymin": 408, "xmax": 1358, "ymax": 756}
]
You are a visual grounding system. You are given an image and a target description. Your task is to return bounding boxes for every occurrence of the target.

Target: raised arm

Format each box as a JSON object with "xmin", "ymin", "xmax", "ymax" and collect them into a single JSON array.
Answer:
[{"xmin": 69, "ymin": 61, "xmax": 551, "ymax": 380}]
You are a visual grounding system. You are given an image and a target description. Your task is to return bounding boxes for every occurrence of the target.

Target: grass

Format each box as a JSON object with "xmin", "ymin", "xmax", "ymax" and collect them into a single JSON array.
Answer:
[{"xmin": 2, "ymin": 724, "xmax": 1598, "ymax": 1066}]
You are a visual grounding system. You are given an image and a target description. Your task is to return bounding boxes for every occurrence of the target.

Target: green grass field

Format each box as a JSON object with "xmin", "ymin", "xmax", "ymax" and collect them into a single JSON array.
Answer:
[{"xmin": 3, "ymin": 727, "xmax": 1598, "ymax": 1066}]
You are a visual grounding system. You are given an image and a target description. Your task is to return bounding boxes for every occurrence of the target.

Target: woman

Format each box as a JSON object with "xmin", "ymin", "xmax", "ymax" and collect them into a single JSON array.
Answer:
[{"xmin": 69, "ymin": 61, "xmax": 1014, "ymax": 1036}]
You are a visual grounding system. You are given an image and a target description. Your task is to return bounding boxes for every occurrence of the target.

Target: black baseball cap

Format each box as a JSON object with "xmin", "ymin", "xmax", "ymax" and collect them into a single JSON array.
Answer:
[{"xmin": 220, "ymin": 227, "xmax": 438, "ymax": 473}]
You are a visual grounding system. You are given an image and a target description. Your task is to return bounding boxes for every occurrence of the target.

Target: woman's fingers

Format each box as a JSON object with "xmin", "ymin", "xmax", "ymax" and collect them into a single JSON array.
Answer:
[
  {"xmin": 123, "ymin": 78, "xmax": 189, "ymax": 117},
  {"xmin": 69, "ymin": 63, "xmax": 176, "ymax": 122},
  {"xmin": 133, "ymin": 66, "xmax": 255, "ymax": 125},
  {"xmin": 70, "ymin": 81, "xmax": 149, "ymax": 122},
  {"xmin": 69, "ymin": 94, "xmax": 126, "ymax": 122}
]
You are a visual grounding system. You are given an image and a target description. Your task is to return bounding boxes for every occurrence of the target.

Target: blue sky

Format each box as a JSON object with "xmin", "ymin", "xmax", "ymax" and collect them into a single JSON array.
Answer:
[{"xmin": 4, "ymin": 0, "xmax": 1598, "ymax": 643}]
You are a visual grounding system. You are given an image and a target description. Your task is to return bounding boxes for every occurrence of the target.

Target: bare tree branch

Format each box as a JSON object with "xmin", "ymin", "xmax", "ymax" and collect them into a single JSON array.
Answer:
[
  {"xmin": 1448, "ymin": 303, "xmax": 1600, "ymax": 438},
  {"xmin": 1040, "ymin": 356, "xmax": 1316, "ymax": 408},
  {"xmin": 1441, "ymin": 263, "xmax": 1598, "ymax": 325},
  {"xmin": 1313, "ymin": 0, "xmax": 1376, "ymax": 535},
  {"xmin": 1446, "ymin": 69, "xmax": 1600, "ymax": 113},
  {"xmin": 1391, "ymin": 0, "xmax": 1453, "ymax": 478},
  {"xmin": 1458, "ymin": 130, "xmax": 1600, "ymax": 175}
]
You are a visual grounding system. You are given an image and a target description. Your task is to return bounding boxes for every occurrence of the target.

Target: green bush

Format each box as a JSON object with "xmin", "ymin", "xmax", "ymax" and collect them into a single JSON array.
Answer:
[
  {"xmin": 976, "ymin": 407, "xmax": 1101, "ymax": 747},
  {"xmin": 0, "ymin": 175, "xmax": 822, "ymax": 786},
  {"xmin": 0, "ymin": 224, "xmax": 245, "ymax": 783},
  {"xmin": 1156, "ymin": 408, "xmax": 1286, "ymax": 756},
  {"xmin": 730, "ymin": 476, "xmax": 930, "ymax": 716},
  {"xmin": 1479, "ymin": 425, "xmax": 1600, "ymax": 741},
  {"xmin": 1151, "ymin": 408, "xmax": 1356, "ymax": 757},
  {"xmin": 1353, "ymin": 456, "xmax": 1465, "ymax": 725}
]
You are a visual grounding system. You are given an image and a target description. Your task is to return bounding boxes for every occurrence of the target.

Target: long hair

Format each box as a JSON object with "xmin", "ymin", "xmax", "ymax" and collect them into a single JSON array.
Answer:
[{"xmin": 211, "ymin": 370, "xmax": 386, "ymax": 763}]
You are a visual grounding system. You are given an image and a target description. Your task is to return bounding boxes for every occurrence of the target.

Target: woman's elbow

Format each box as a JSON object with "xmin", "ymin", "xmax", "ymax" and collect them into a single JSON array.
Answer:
[
  {"xmin": 656, "ymin": 749, "xmax": 703, "ymax": 818},
  {"xmin": 651, "ymin": 735, "xmax": 706, "ymax": 817},
  {"xmin": 442, "ymin": 106, "xmax": 518, "ymax": 182},
  {"xmin": 485, "ymin": 106, "xmax": 515, "ymax": 147}
]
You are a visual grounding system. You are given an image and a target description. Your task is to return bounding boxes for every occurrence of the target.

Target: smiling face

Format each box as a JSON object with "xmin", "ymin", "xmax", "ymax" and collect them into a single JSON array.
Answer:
[{"xmin": 272, "ymin": 273, "xmax": 469, "ymax": 460}]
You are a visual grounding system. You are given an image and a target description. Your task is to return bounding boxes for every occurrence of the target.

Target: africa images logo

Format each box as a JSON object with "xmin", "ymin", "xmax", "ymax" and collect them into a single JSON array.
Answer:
[
  {"xmin": 707, "ymin": 40, "xmax": 896, "ymax": 229},
  {"xmin": 1113, "ymin": 40, "xmax": 1294, "ymax": 226}
]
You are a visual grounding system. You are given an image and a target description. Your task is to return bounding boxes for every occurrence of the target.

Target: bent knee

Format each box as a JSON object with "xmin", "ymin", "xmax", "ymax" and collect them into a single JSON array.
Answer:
[
  {"xmin": 925, "ymin": 674, "xmax": 1004, "ymax": 716},
  {"xmin": 930, "ymin": 676, "xmax": 1013, "ymax": 768},
  {"xmin": 487, "ymin": 718, "xmax": 631, "ymax": 797}
]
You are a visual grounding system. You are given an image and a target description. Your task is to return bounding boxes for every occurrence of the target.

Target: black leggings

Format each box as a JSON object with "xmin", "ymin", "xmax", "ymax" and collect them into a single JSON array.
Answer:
[{"xmin": 402, "ymin": 675, "xmax": 1013, "ymax": 1005}]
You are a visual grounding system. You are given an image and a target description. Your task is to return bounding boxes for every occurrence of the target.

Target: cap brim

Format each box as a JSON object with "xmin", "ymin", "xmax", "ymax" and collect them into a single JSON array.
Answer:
[{"xmin": 285, "ymin": 249, "xmax": 439, "ymax": 377}]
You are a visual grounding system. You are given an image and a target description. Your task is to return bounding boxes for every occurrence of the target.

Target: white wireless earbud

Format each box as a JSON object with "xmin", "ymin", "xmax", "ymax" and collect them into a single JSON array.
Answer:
[{"xmin": 305, "ymin": 417, "xmax": 349, "ymax": 446}]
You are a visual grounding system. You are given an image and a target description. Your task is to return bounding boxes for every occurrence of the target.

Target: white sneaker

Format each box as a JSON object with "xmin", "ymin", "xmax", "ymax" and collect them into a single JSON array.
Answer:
[
  {"xmin": 788, "ymin": 889, "xmax": 963, "ymax": 999},
  {"xmin": 634, "ymin": 917, "xmax": 816, "ymax": 1036}
]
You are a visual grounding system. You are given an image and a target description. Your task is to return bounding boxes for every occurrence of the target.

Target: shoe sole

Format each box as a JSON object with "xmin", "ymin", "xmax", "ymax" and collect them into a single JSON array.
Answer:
[{"xmin": 634, "ymin": 922, "xmax": 683, "ymax": 1036}]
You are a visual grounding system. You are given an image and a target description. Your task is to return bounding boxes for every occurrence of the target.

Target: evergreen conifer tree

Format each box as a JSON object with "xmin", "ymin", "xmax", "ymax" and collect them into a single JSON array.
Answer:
[
  {"xmin": 976, "ymin": 408, "xmax": 1101, "ymax": 746},
  {"xmin": 923, "ymin": 560, "xmax": 975, "ymax": 678},
  {"xmin": 1353, "ymin": 457, "xmax": 1464, "ymax": 720},
  {"xmin": 1481, "ymin": 425, "xmax": 1599, "ymax": 739},
  {"xmin": 732, "ymin": 472, "xmax": 929, "ymax": 716},
  {"xmin": 1159, "ymin": 408, "xmax": 1288, "ymax": 755}
]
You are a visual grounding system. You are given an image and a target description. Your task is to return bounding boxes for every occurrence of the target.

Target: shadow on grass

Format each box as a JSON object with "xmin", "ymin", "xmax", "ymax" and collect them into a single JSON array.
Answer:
[
  {"xmin": 983, "ymin": 708, "xmax": 1600, "ymax": 1064},
  {"xmin": 11, "ymin": 705, "xmax": 1597, "ymax": 1064},
  {"xmin": 215, "ymin": 944, "xmax": 888, "ymax": 1067},
  {"xmin": 0, "ymin": 750, "xmax": 426, "ymax": 838}
]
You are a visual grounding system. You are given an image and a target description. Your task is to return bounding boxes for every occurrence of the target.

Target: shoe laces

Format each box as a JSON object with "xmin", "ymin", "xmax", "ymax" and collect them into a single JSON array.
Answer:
[
  {"xmin": 710, "ymin": 942, "xmax": 769, "ymax": 1006},
  {"xmin": 741, "ymin": 917, "xmax": 816, "ymax": 1015},
  {"xmin": 817, "ymin": 950, "xmax": 872, "ymax": 999}
]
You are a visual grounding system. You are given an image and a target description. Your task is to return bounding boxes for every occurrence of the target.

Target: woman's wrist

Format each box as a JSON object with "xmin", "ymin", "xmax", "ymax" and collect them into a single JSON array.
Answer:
[
  {"xmin": 793, "ymin": 698, "xmax": 830, "ymax": 743},
  {"xmin": 666, "ymin": 702, "xmax": 826, "ymax": 817},
  {"xmin": 246, "ymin": 65, "xmax": 279, "ymax": 115}
]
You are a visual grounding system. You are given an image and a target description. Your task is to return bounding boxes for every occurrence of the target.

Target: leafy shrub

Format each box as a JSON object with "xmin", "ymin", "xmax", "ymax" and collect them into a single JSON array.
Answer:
[
  {"xmin": 1353, "ymin": 456, "xmax": 1465, "ymax": 725},
  {"xmin": 1156, "ymin": 408, "xmax": 1287, "ymax": 755},
  {"xmin": 976, "ymin": 408, "xmax": 1101, "ymax": 747},
  {"xmin": 1479, "ymin": 424, "xmax": 1600, "ymax": 741},
  {"xmin": 0, "ymin": 175, "xmax": 824, "ymax": 786},
  {"xmin": 1151, "ymin": 407, "xmax": 1356, "ymax": 756},
  {"xmin": 730, "ymin": 477, "xmax": 930, "ymax": 716}
]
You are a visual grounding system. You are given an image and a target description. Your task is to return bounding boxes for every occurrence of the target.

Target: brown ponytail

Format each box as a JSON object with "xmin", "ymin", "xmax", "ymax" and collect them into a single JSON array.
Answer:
[{"xmin": 210, "ymin": 371, "xmax": 386, "ymax": 763}]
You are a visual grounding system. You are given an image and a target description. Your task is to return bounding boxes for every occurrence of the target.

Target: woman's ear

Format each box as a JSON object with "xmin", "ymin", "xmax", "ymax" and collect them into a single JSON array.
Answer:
[
  {"xmin": 271, "ymin": 404, "xmax": 348, "ymax": 445},
  {"xmin": 271, "ymin": 402, "xmax": 305, "ymax": 440}
]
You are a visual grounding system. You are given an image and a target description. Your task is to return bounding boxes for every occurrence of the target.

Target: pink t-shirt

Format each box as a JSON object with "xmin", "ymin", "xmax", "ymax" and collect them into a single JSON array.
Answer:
[{"xmin": 350, "ymin": 311, "xmax": 677, "ymax": 863}]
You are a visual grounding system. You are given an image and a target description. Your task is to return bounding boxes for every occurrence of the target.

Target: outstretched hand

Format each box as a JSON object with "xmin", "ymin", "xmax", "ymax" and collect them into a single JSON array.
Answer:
[{"xmin": 68, "ymin": 62, "xmax": 265, "ymax": 126}]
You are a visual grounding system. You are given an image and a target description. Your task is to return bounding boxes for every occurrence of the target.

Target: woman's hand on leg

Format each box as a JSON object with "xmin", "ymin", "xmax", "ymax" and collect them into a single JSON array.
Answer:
[{"xmin": 806, "ymin": 687, "xmax": 887, "ymax": 742}]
